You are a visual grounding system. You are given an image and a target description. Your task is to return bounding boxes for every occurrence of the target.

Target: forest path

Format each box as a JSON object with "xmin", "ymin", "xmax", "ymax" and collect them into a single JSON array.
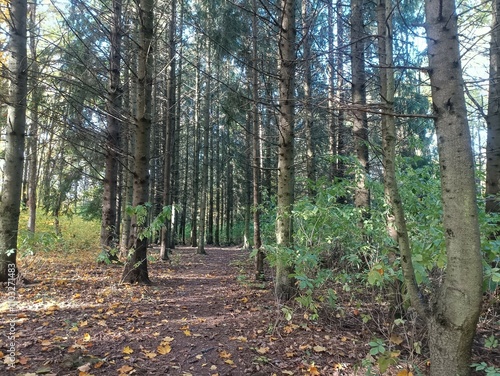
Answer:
[
  {"xmin": 0, "ymin": 246, "xmax": 407, "ymax": 375},
  {"xmin": 2, "ymin": 246, "xmax": 328, "ymax": 376}
]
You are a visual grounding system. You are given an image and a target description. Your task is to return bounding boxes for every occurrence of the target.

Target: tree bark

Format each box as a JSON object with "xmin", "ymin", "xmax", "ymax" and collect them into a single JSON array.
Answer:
[
  {"xmin": 0, "ymin": 0, "xmax": 28, "ymax": 282},
  {"xmin": 121, "ymin": 0, "xmax": 154, "ymax": 285},
  {"xmin": 160, "ymin": 1, "xmax": 177, "ymax": 260},
  {"xmin": 302, "ymin": 0, "xmax": 315, "ymax": 196},
  {"xmin": 424, "ymin": 0, "xmax": 483, "ymax": 373},
  {"xmin": 27, "ymin": 1, "xmax": 40, "ymax": 234},
  {"xmin": 351, "ymin": 0, "xmax": 370, "ymax": 212},
  {"xmin": 486, "ymin": 0, "xmax": 500, "ymax": 215},
  {"xmin": 101, "ymin": 0, "xmax": 122, "ymax": 261},
  {"xmin": 252, "ymin": 0, "xmax": 264, "ymax": 280},
  {"xmin": 275, "ymin": 0, "xmax": 296, "ymax": 302}
]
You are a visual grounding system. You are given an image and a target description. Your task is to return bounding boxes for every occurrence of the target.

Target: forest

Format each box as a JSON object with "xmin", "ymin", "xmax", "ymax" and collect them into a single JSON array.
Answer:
[{"xmin": 0, "ymin": 0, "xmax": 499, "ymax": 374}]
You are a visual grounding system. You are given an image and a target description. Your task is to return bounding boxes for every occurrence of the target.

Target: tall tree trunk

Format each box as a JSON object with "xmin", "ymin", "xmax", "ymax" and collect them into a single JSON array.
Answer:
[
  {"xmin": 302, "ymin": 0, "xmax": 315, "ymax": 195},
  {"xmin": 190, "ymin": 62, "xmax": 201, "ymax": 248},
  {"xmin": 424, "ymin": 0, "xmax": 483, "ymax": 373},
  {"xmin": 252, "ymin": 0, "xmax": 264, "ymax": 280},
  {"xmin": 121, "ymin": 0, "xmax": 154, "ymax": 284},
  {"xmin": 101, "ymin": 0, "xmax": 122, "ymax": 261},
  {"xmin": 27, "ymin": 0, "xmax": 40, "ymax": 233},
  {"xmin": 275, "ymin": 0, "xmax": 296, "ymax": 302},
  {"xmin": 120, "ymin": 37, "xmax": 136, "ymax": 257},
  {"xmin": 336, "ymin": 0, "xmax": 348, "ymax": 184},
  {"xmin": 197, "ymin": 46, "xmax": 211, "ymax": 255},
  {"xmin": 160, "ymin": 1, "xmax": 177, "ymax": 260},
  {"xmin": 0, "ymin": 0, "xmax": 28, "ymax": 282},
  {"xmin": 486, "ymin": 0, "xmax": 500, "ymax": 215},
  {"xmin": 351, "ymin": 0, "xmax": 370, "ymax": 212}
]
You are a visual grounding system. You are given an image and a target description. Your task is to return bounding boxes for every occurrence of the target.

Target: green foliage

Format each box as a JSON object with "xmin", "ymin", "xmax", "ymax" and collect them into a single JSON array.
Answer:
[
  {"xmin": 471, "ymin": 363, "xmax": 500, "ymax": 376},
  {"xmin": 18, "ymin": 211, "xmax": 100, "ymax": 255}
]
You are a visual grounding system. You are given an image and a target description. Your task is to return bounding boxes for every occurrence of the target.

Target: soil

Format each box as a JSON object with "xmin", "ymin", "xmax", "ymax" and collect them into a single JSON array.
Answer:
[{"xmin": 0, "ymin": 246, "xmax": 498, "ymax": 375}]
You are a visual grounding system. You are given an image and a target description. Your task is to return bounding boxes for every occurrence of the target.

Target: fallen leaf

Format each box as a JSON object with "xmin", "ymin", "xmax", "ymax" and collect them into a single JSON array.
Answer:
[
  {"xmin": 230, "ymin": 336, "xmax": 248, "ymax": 342},
  {"xmin": 77, "ymin": 363, "xmax": 91, "ymax": 372},
  {"xmin": 83, "ymin": 333, "xmax": 91, "ymax": 342},
  {"xmin": 224, "ymin": 359, "xmax": 234, "ymax": 365},
  {"xmin": 390, "ymin": 334, "xmax": 404, "ymax": 345},
  {"xmin": 313, "ymin": 345, "xmax": 327, "ymax": 353},
  {"xmin": 256, "ymin": 347, "xmax": 269, "ymax": 354},
  {"xmin": 144, "ymin": 351, "xmax": 157, "ymax": 359},
  {"xmin": 117, "ymin": 364, "xmax": 134, "ymax": 374},
  {"xmin": 307, "ymin": 363, "xmax": 320, "ymax": 376},
  {"xmin": 183, "ymin": 330, "xmax": 192, "ymax": 336},
  {"xmin": 219, "ymin": 350, "xmax": 231, "ymax": 359},
  {"xmin": 396, "ymin": 371, "xmax": 413, "ymax": 376},
  {"xmin": 282, "ymin": 371, "xmax": 294, "ymax": 375},
  {"xmin": 122, "ymin": 346, "xmax": 134, "ymax": 354},
  {"xmin": 157, "ymin": 344, "xmax": 172, "ymax": 355}
]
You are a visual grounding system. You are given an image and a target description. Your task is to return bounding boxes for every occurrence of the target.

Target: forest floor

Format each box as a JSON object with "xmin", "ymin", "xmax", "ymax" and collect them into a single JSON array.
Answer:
[{"xmin": 0, "ymin": 246, "xmax": 498, "ymax": 376}]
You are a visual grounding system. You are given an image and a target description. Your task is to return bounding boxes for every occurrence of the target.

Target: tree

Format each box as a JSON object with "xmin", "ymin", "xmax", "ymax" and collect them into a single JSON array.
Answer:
[
  {"xmin": 275, "ymin": 0, "xmax": 297, "ymax": 301},
  {"xmin": 486, "ymin": 0, "xmax": 500, "ymax": 215},
  {"xmin": 0, "ymin": 0, "xmax": 28, "ymax": 282},
  {"xmin": 121, "ymin": 0, "xmax": 154, "ymax": 284},
  {"xmin": 100, "ymin": 0, "xmax": 123, "ymax": 261},
  {"xmin": 351, "ymin": 0, "xmax": 370, "ymax": 212},
  {"xmin": 417, "ymin": 0, "xmax": 482, "ymax": 373},
  {"xmin": 251, "ymin": 0, "xmax": 264, "ymax": 280}
]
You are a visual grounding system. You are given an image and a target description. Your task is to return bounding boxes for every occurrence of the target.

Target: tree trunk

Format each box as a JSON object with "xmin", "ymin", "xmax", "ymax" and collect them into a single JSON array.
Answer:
[
  {"xmin": 302, "ymin": 0, "xmax": 315, "ymax": 196},
  {"xmin": 197, "ymin": 46, "xmax": 211, "ymax": 255},
  {"xmin": 0, "ymin": 0, "xmax": 28, "ymax": 282},
  {"xmin": 275, "ymin": 0, "xmax": 296, "ymax": 302},
  {"xmin": 424, "ymin": 0, "xmax": 483, "ymax": 373},
  {"xmin": 190, "ymin": 63, "xmax": 201, "ymax": 248},
  {"xmin": 27, "ymin": 1, "xmax": 40, "ymax": 234},
  {"xmin": 486, "ymin": 0, "xmax": 500, "ymax": 215},
  {"xmin": 100, "ymin": 0, "xmax": 122, "ymax": 261},
  {"xmin": 160, "ymin": 1, "xmax": 177, "ymax": 261},
  {"xmin": 252, "ymin": 0, "xmax": 264, "ymax": 280},
  {"xmin": 351, "ymin": 0, "xmax": 370, "ymax": 212},
  {"xmin": 121, "ymin": 0, "xmax": 154, "ymax": 285}
]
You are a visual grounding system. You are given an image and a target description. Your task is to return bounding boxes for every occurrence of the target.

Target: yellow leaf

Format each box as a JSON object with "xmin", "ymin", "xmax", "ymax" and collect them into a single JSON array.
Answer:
[
  {"xmin": 219, "ymin": 350, "xmax": 231, "ymax": 359},
  {"xmin": 390, "ymin": 334, "xmax": 404, "ymax": 345},
  {"xmin": 157, "ymin": 344, "xmax": 172, "ymax": 355},
  {"xmin": 230, "ymin": 336, "xmax": 248, "ymax": 342},
  {"xmin": 73, "ymin": 293, "xmax": 81, "ymax": 299},
  {"xmin": 210, "ymin": 365, "xmax": 217, "ymax": 370},
  {"xmin": 118, "ymin": 364, "xmax": 134, "ymax": 373},
  {"xmin": 396, "ymin": 371, "xmax": 413, "ymax": 376},
  {"xmin": 241, "ymin": 297, "xmax": 248, "ymax": 303},
  {"xmin": 183, "ymin": 330, "xmax": 192, "ymax": 336},
  {"xmin": 307, "ymin": 363, "xmax": 320, "ymax": 376},
  {"xmin": 256, "ymin": 347, "xmax": 269, "ymax": 354},
  {"xmin": 224, "ymin": 359, "xmax": 234, "ymax": 365},
  {"xmin": 41, "ymin": 340, "xmax": 52, "ymax": 346},
  {"xmin": 313, "ymin": 345, "xmax": 327, "ymax": 353},
  {"xmin": 122, "ymin": 346, "xmax": 134, "ymax": 354},
  {"xmin": 83, "ymin": 333, "xmax": 91, "ymax": 342},
  {"xmin": 79, "ymin": 321, "xmax": 88, "ymax": 327},
  {"xmin": 144, "ymin": 351, "xmax": 157, "ymax": 359},
  {"xmin": 162, "ymin": 336, "xmax": 174, "ymax": 343},
  {"xmin": 195, "ymin": 354, "xmax": 203, "ymax": 360}
]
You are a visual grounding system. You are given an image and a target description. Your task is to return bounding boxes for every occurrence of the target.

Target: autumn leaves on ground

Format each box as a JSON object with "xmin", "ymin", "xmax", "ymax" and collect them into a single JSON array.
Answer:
[{"xmin": 1, "ymin": 242, "xmax": 425, "ymax": 376}]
